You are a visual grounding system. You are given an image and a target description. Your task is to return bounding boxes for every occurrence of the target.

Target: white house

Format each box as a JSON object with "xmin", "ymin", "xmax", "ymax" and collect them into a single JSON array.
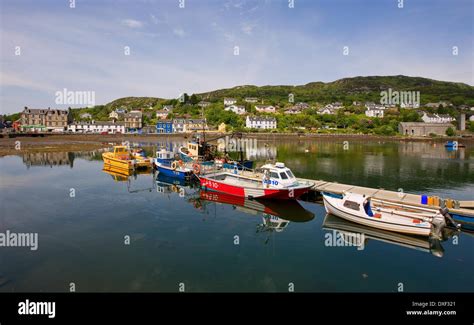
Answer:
[
  {"xmin": 255, "ymin": 105, "xmax": 276, "ymax": 113},
  {"xmin": 244, "ymin": 97, "xmax": 259, "ymax": 103},
  {"xmin": 109, "ymin": 108, "xmax": 127, "ymax": 119},
  {"xmin": 224, "ymin": 98, "xmax": 237, "ymax": 106},
  {"xmin": 294, "ymin": 102, "xmax": 310, "ymax": 109},
  {"xmin": 109, "ymin": 111, "xmax": 119, "ymax": 119},
  {"xmin": 424, "ymin": 102, "xmax": 451, "ymax": 109},
  {"xmin": 421, "ymin": 112, "xmax": 455, "ymax": 123},
  {"xmin": 246, "ymin": 116, "xmax": 277, "ymax": 129},
  {"xmin": 284, "ymin": 106, "xmax": 302, "ymax": 114},
  {"xmin": 317, "ymin": 105, "xmax": 339, "ymax": 115},
  {"xmin": 198, "ymin": 101, "xmax": 211, "ymax": 108},
  {"xmin": 162, "ymin": 105, "xmax": 174, "ymax": 111},
  {"xmin": 67, "ymin": 121, "xmax": 125, "ymax": 134},
  {"xmin": 401, "ymin": 102, "xmax": 420, "ymax": 109},
  {"xmin": 156, "ymin": 110, "xmax": 169, "ymax": 120},
  {"xmin": 224, "ymin": 105, "xmax": 246, "ymax": 115},
  {"xmin": 317, "ymin": 107, "xmax": 333, "ymax": 115},
  {"xmin": 80, "ymin": 113, "xmax": 92, "ymax": 119},
  {"xmin": 365, "ymin": 107, "xmax": 384, "ymax": 118}
]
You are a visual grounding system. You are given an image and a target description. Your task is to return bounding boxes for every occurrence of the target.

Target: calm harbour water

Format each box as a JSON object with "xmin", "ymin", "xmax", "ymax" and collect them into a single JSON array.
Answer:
[{"xmin": 0, "ymin": 138, "xmax": 473, "ymax": 292}]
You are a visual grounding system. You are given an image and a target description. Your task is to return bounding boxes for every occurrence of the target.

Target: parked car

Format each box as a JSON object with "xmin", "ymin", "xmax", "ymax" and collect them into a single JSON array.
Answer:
[{"xmin": 100, "ymin": 131, "xmax": 109, "ymax": 135}]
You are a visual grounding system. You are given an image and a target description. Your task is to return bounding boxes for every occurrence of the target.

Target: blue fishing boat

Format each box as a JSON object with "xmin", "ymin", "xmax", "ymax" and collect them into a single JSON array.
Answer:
[
  {"xmin": 445, "ymin": 140, "xmax": 465, "ymax": 149},
  {"xmin": 154, "ymin": 148, "xmax": 193, "ymax": 180}
]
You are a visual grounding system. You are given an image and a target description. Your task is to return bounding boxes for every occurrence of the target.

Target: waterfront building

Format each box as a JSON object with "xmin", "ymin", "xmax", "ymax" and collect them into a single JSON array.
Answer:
[
  {"xmin": 186, "ymin": 119, "xmax": 208, "ymax": 132},
  {"xmin": 398, "ymin": 122, "xmax": 454, "ymax": 136},
  {"xmin": 20, "ymin": 107, "xmax": 72, "ymax": 132},
  {"xmin": 156, "ymin": 120, "xmax": 173, "ymax": 133},
  {"xmin": 172, "ymin": 118, "xmax": 208, "ymax": 133},
  {"xmin": 67, "ymin": 121, "xmax": 125, "ymax": 134},
  {"xmin": 124, "ymin": 111, "xmax": 143, "ymax": 131},
  {"xmin": 246, "ymin": 116, "xmax": 277, "ymax": 129}
]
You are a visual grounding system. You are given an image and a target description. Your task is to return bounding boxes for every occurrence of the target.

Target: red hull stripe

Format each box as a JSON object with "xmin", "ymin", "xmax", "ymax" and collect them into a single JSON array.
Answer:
[{"xmin": 200, "ymin": 177, "xmax": 308, "ymax": 199}]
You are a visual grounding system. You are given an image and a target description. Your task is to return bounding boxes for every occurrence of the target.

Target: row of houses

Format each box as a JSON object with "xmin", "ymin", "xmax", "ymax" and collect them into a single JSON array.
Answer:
[
  {"xmin": 18, "ymin": 107, "xmax": 143, "ymax": 133},
  {"xmin": 155, "ymin": 116, "xmax": 278, "ymax": 133}
]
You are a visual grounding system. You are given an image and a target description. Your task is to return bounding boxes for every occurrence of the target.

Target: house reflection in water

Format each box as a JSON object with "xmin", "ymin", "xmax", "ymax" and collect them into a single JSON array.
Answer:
[{"xmin": 22, "ymin": 152, "xmax": 75, "ymax": 168}]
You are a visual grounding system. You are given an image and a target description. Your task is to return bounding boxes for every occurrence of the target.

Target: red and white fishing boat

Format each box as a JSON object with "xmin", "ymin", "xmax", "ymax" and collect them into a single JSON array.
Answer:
[{"xmin": 199, "ymin": 162, "xmax": 314, "ymax": 200}]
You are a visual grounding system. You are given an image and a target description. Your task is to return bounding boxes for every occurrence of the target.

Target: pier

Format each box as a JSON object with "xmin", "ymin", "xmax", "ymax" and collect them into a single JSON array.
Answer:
[{"xmin": 297, "ymin": 178, "xmax": 474, "ymax": 218}]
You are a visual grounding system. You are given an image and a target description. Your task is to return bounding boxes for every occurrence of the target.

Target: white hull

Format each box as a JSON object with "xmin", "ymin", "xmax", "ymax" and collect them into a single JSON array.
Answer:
[{"xmin": 323, "ymin": 195, "xmax": 432, "ymax": 236}]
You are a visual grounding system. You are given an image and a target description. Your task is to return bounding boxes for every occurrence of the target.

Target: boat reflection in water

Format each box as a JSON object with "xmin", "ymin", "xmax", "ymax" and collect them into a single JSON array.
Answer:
[
  {"xmin": 322, "ymin": 214, "xmax": 458, "ymax": 258},
  {"xmin": 199, "ymin": 191, "xmax": 314, "ymax": 235},
  {"xmin": 155, "ymin": 173, "xmax": 197, "ymax": 197},
  {"xmin": 102, "ymin": 164, "xmax": 155, "ymax": 193}
]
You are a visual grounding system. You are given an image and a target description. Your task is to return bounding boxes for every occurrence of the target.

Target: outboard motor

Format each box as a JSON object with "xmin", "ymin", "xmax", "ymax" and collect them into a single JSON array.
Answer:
[
  {"xmin": 431, "ymin": 214, "xmax": 447, "ymax": 239},
  {"xmin": 439, "ymin": 207, "xmax": 461, "ymax": 229}
]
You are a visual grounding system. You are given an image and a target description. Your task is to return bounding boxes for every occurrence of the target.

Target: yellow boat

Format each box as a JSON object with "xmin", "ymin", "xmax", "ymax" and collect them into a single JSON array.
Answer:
[
  {"xmin": 103, "ymin": 164, "xmax": 132, "ymax": 181},
  {"xmin": 102, "ymin": 146, "xmax": 136, "ymax": 171},
  {"xmin": 130, "ymin": 148, "xmax": 153, "ymax": 169}
]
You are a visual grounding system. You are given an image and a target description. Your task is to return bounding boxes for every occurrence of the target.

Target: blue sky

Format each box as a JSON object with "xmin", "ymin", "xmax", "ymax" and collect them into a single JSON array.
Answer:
[{"xmin": 1, "ymin": 0, "xmax": 473, "ymax": 114}]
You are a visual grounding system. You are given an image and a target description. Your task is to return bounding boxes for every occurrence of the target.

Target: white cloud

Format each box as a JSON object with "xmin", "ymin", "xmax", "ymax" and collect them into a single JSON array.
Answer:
[
  {"xmin": 241, "ymin": 22, "xmax": 256, "ymax": 35},
  {"xmin": 121, "ymin": 19, "xmax": 144, "ymax": 29},
  {"xmin": 173, "ymin": 28, "xmax": 185, "ymax": 38}
]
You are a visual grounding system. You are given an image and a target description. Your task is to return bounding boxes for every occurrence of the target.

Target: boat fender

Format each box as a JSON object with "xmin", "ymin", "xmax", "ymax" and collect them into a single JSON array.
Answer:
[
  {"xmin": 233, "ymin": 165, "xmax": 238, "ymax": 174},
  {"xmin": 171, "ymin": 161, "xmax": 179, "ymax": 170},
  {"xmin": 193, "ymin": 163, "xmax": 201, "ymax": 175}
]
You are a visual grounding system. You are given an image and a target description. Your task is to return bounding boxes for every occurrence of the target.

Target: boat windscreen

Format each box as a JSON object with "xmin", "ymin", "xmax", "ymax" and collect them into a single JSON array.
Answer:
[
  {"xmin": 280, "ymin": 172, "xmax": 288, "ymax": 179},
  {"xmin": 286, "ymin": 170, "xmax": 294, "ymax": 178},
  {"xmin": 364, "ymin": 200, "xmax": 374, "ymax": 217}
]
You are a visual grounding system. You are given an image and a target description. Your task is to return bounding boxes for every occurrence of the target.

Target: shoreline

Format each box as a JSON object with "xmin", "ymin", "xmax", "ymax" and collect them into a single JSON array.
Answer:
[{"xmin": 0, "ymin": 133, "xmax": 472, "ymax": 157}]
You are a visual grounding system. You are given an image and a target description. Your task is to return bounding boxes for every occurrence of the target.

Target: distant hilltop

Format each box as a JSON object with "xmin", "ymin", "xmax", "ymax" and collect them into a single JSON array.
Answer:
[{"xmin": 104, "ymin": 75, "xmax": 474, "ymax": 111}]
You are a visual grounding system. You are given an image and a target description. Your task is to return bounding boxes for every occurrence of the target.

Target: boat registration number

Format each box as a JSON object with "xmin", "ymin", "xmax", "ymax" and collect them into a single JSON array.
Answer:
[
  {"xmin": 263, "ymin": 179, "xmax": 279, "ymax": 186},
  {"xmin": 203, "ymin": 180, "xmax": 219, "ymax": 189}
]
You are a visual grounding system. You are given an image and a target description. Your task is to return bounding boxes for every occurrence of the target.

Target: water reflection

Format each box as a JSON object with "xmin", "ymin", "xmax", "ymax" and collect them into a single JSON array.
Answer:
[
  {"xmin": 198, "ymin": 191, "xmax": 314, "ymax": 236},
  {"xmin": 102, "ymin": 164, "xmax": 155, "ymax": 193},
  {"xmin": 22, "ymin": 151, "xmax": 75, "ymax": 168},
  {"xmin": 322, "ymin": 214, "xmax": 459, "ymax": 258}
]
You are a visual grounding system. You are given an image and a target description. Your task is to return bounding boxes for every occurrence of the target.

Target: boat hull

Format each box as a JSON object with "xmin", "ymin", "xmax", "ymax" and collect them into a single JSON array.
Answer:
[
  {"xmin": 102, "ymin": 153, "xmax": 134, "ymax": 171},
  {"xmin": 200, "ymin": 175, "xmax": 311, "ymax": 200},
  {"xmin": 323, "ymin": 194, "xmax": 432, "ymax": 236},
  {"xmin": 155, "ymin": 161, "xmax": 192, "ymax": 180}
]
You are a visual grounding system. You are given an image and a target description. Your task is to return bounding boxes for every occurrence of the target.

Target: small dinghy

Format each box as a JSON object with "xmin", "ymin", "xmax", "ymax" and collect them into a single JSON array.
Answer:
[
  {"xmin": 199, "ymin": 162, "xmax": 314, "ymax": 200},
  {"xmin": 322, "ymin": 192, "xmax": 449, "ymax": 237}
]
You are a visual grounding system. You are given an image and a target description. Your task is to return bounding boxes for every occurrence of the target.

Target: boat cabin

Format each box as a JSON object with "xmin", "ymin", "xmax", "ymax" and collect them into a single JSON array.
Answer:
[
  {"xmin": 342, "ymin": 192, "xmax": 375, "ymax": 216},
  {"xmin": 259, "ymin": 162, "xmax": 298, "ymax": 188},
  {"xmin": 185, "ymin": 142, "xmax": 199, "ymax": 158},
  {"xmin": 156, "ymin": 148, "xmax": 174, "ymax": 162},
  {"xmin": 112, "ymin": 146, "xmax": 131, "ymax": 159}
]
